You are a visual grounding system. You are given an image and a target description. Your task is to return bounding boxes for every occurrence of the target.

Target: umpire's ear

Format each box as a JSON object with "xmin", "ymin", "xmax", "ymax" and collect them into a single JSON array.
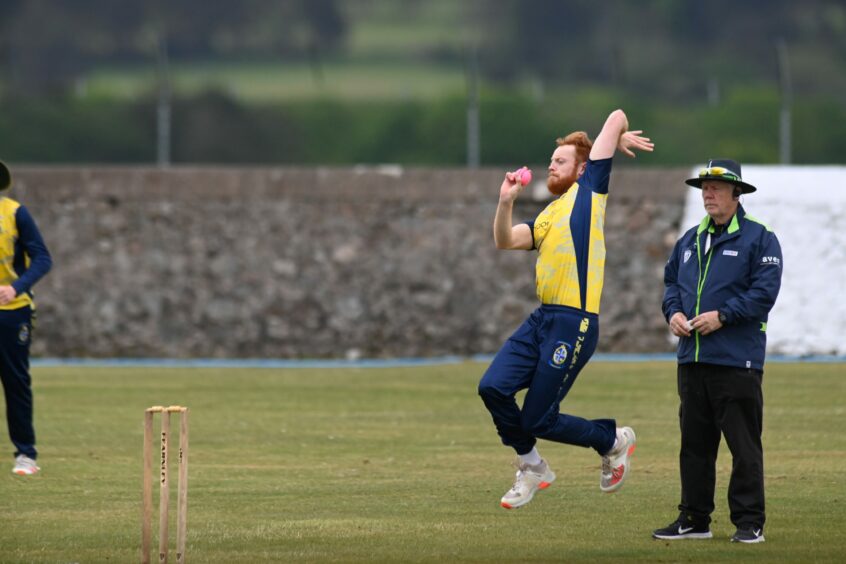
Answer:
[
  {"xmin": 732, "ymin": 185, "xmax": 742, "ymax": 200},
  {"xmin": 0, "ymin": 161, "xmax": 10, "ymax": 191}
]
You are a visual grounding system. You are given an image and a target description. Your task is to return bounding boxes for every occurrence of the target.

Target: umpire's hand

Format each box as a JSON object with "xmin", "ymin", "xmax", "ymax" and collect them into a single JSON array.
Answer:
[
  {"xmin": 689, "ymin": 311, "xmax": 723, "ymax": 335},
  {"xmin": 669, "ymin": 312, "xmax": 692, "ymax": 337}
]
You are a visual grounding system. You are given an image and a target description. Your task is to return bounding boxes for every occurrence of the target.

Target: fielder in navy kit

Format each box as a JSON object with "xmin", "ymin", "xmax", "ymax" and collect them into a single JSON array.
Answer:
[
  {"xmin": 654, "ymin": 159, "xmax": 782, "ymax": 544},
  {"xmin": 0, "ymin": 161, "xmax": 53, "ymax": 476}
]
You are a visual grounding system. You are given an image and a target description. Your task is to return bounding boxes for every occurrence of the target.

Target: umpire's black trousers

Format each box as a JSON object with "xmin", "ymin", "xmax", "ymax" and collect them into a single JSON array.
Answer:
[{"xmin": 677, "ymin": 362, "xmax": 765, "ymax": 529}]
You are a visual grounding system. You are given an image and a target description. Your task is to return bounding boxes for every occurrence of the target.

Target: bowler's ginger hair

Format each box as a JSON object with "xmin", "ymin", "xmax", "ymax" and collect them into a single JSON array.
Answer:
[{"xmin": 556, "ymin": 132, "xmax": 593, "ymax": 163}]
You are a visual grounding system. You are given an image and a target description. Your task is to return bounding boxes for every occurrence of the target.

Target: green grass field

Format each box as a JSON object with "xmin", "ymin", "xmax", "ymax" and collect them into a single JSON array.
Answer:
[
  {"xmin": 80, "ymin": 5, "xmax": 473, "ymax": 104},
  {"xmin": 82, "ymin": 61, "xmax": 468, "ymax": 102},
  {"xmin": 1, "ymin": 361, "xmax": 843, "ymax": 563}
]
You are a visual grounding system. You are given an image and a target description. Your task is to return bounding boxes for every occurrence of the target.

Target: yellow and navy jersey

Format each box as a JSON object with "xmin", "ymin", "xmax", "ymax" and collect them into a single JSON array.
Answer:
[
  {"xmin": 525, "ymin": 158, "xmax": 612, "ymax": 313},
  {"xmin": 0, "ymin": 196, "xmax": 52, "ymax": 310}
]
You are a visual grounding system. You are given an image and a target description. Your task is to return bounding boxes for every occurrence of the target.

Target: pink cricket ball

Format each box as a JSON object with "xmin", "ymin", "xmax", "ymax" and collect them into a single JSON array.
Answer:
[{"xmin": 514, "ymin": 166, "xmax": 532, "ymax": 186}]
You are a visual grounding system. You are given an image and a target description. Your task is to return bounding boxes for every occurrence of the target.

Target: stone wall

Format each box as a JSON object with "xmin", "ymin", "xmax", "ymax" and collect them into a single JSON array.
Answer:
[{"xmin": 12, "ymin": 164, "xmax": 690, "ymax": 358}]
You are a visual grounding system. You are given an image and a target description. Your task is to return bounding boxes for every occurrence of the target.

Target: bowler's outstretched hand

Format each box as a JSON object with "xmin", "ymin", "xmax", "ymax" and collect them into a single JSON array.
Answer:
[{"xmin": 617, "ymin": 130, "xmax": 654, "ymax": 158}]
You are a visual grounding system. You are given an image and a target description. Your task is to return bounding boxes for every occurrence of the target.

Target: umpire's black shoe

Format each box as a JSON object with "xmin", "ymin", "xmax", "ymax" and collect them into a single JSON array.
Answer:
[
  {"xmin": 652, "ymin": 518, "xmax": 712, "ymax": 540},
  {"xmin": 731, "ymin": 526, "xmax": 765, "ymax": 543}
]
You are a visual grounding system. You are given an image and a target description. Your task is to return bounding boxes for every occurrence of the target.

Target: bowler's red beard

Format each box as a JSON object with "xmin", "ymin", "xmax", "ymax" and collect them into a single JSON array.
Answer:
[{"xmin": 547, "ymin": 172, "xmax": 579, "ymax": 196}]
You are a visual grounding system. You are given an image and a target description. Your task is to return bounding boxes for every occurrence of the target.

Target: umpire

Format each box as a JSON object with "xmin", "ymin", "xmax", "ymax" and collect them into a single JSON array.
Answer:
[
  {"xmin": 653, "ymin": 159, "xmax": 782, "ymax": 544},
  {"xmin": 0, "ymin": 161, "xmax": 52, "ymax": 475}
]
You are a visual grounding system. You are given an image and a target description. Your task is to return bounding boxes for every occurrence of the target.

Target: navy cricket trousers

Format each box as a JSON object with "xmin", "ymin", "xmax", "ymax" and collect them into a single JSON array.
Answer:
[
  {"xmin": 0, "ymin": 307, "xmax": 36, "ymax": 459},
  {"xmin": 478, "ymin": 305, "xmax": 616, "ymax": 456}
]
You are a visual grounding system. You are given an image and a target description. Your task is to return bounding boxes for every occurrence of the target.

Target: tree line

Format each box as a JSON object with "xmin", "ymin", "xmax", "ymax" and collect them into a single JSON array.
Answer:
[
  {"xmin": 2, "ymin": 0, "xmax": 843, "ymax": 97},
  {"xmin": 0, "ymin": 87, "xmax": 842, "ymax": 166},
  {"xmin": 0, "ymin": 0, "xmax": 843, "ymax": 165}
]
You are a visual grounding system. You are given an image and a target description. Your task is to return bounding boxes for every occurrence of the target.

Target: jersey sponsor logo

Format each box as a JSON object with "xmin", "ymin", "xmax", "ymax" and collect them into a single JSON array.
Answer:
[
  {"xmin": 761, "ymin": 256, "xmax": 781, "ymax": 266},
  {"xmin": 683, "ymin": 249, "xmax": 692, "ymax": 263},
  {"xmin": 722, "ymin": 249, "xmax": 738, "ymax": 256},
  {"xmin": 549, "ymin": 342, "xmax": 570, "ymax": 369}
]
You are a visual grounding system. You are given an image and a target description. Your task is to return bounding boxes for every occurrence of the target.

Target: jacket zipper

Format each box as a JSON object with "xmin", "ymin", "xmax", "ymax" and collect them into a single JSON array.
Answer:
[{"xmin": 694, "ymin": 232, "xmax": 713, "ymax": 362}]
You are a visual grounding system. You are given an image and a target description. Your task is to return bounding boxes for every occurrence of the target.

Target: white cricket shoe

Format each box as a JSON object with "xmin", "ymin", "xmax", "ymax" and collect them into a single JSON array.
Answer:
[
  {"xmin": 600, "ymin": 427, "xmax": 636, "ymax": 493},
  {"xmin": 12, "ymin": 454, "xmax": 40, "ymax": 476},
  {"xmin": 500, "ymin": 459, "xmax": 556, "ymax": 509}
]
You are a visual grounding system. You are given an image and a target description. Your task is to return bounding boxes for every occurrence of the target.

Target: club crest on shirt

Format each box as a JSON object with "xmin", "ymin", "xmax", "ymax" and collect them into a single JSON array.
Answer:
[
  {"xmin": 18, "ymin": 323, "xmax": 30, "ymax": 344},
  {"xmin": 549, "ymin": 342, "xmax": 571, "ymax": 369},
  {"xmin": 683, "ymin": 249, "xmax": 692, "ymax": 263}
]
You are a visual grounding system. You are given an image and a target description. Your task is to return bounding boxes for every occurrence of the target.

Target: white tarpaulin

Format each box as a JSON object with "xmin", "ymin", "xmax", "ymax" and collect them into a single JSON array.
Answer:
[{"xmin": 679, "ymin": 166, "xmax": 846, "ymax": 356}]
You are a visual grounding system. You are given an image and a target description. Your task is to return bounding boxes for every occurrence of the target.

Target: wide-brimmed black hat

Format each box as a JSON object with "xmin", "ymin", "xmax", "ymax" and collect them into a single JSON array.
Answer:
[
  {"xmin": 685, "ymin": 158, "xmax": 757, "ymax": 194},
  {"xmin": 0, "ymin": 161, "xmax": 9, "ymax": 191}
]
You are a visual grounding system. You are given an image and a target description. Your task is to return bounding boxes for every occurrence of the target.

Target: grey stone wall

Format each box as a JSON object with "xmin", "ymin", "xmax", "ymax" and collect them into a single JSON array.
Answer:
[{"xmin": 12, "ymin": 164, "xmax": 689, "ymax": 358}]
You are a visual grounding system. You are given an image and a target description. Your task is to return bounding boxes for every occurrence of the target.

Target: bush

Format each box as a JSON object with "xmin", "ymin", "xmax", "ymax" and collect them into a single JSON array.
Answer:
[{"xmin": 0, "ymin": 87, "xmax": 843, "ymax": 166}]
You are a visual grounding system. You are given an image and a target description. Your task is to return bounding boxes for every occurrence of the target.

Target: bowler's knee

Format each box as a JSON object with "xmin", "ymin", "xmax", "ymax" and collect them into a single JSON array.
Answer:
[
  {"xmin": 521, "ymin": 412, "xmax": 552, "ymax": 438},
  {"xmin": 477, "ymin": 379, "xmax": 501, "ymax": 402}
]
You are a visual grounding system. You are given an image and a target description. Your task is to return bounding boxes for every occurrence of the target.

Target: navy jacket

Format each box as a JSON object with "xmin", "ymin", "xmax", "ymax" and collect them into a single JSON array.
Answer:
[{"xmin": 663, "ymin": 205, "xmax": 782, "ymax": 370}]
